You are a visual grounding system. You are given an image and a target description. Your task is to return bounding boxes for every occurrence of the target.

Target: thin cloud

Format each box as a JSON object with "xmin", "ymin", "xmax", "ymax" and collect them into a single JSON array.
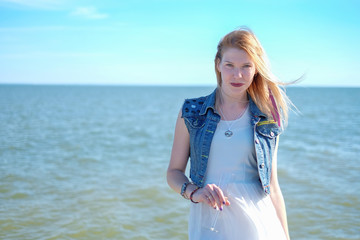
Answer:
[
  {"xmin": 0, "ymin": 24, "xmax": 126, "ymax": 32},
  {"xmin": 0, "ymin": 51, "xmax": 115, "ymax": 59},
  {"xmin": 0, "ymin": 0, "xmax": 62, "ymax": 9},
  {"xmin": 71, "ymin": 6, "xmax": 108, "ymax": 19},
  {"xmin": 0, "ymin": 26, "xmax": 67, "ymax": 32}
]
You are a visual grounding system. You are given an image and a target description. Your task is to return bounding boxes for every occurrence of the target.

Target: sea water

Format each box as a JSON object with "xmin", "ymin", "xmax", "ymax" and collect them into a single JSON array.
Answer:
[{"xmin": 0, "ymin": 85, "xmax": 359, "ymax": 240}]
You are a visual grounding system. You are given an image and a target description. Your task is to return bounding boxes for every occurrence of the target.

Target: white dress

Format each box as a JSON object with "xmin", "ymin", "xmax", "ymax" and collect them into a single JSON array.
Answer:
[{"xmin": 188, "ymin": 107, "xmax": 286, "ymax": 240}]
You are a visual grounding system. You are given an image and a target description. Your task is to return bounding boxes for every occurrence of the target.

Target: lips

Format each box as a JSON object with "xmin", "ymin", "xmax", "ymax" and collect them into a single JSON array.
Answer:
[{"xmin": 230, "ymin": 83, "xmax": 244, "ymax": 87}]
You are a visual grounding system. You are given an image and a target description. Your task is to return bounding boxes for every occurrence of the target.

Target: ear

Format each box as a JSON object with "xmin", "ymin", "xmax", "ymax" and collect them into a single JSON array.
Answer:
[{"xmin": 216, "ymin": 58, "xmax": 221, "ymax": 73}]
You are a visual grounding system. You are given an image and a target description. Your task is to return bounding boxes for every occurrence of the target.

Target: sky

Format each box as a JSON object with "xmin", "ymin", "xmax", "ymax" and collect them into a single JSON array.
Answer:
[{"xmin": 0, "ymin": 0, "xmax": 359, "ymax": 87}]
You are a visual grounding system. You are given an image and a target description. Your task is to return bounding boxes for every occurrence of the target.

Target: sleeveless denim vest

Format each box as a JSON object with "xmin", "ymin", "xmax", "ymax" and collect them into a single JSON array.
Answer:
[{"xmin": 181, "ymin": 89, "xmax": 283, "ymax": 195}]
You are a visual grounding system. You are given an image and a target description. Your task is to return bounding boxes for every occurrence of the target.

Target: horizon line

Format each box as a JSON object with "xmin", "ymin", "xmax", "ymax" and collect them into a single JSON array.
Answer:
[{"xmin": 0, "ymin": 83, "xmax": 359, "ymax": 88}]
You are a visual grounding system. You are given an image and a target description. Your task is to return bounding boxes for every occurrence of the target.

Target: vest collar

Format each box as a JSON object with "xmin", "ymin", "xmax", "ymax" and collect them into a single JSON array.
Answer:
[
  {"xmin": 200, "ymin": 88, "xmax": 266, "ymax": 119},
  {"xmin": 199, "ymin": 88, "xmax": 217, "ymax": 116}
]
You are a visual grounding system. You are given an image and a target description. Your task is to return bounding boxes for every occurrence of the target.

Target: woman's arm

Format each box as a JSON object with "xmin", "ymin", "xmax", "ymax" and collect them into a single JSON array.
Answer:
[
  {"xmin": 167, "ymin": 110, "xmax": 229, "ymax": 209},
  {"xmin": 270, "ymin": 136, "xmax": 291, "ymax": 240},
  {"xmin": 166, "ymin": 110, "xmax": 191, "ymax": 194}
]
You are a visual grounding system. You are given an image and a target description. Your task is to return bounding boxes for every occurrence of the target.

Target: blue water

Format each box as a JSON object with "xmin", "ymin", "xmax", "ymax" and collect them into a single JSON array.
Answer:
[{"xmin": 0, "ymin": 85, "xmax": 359, "ymax": 239}]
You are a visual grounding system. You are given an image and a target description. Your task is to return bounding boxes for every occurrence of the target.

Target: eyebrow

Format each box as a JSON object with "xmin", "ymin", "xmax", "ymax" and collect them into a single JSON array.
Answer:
[{"xmin": 224, "ymin": 61, "xmax": 253, "ymax": 65}]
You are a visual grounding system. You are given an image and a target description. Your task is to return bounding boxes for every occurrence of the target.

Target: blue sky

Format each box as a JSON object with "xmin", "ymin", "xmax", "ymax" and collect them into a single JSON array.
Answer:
[{"xmin": 0, "ymin": 0, "xmax": 359, "ymax": 86}]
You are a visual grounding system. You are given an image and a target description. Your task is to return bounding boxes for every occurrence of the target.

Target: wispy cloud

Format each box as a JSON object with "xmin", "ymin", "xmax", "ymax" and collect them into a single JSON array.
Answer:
[
  {"xmin": 0, "ymin": 24, "xmax": 126, "ymax": 32},
  {"xmin": 0, "ymin": 0, "xmax": 62, "ymax": 9},
  {"xmin": 0, "ymin": 26, "xmax": 67, "ymax": 32},
  {"xmin": 0, "ymin": 51, "xmax": 115, "ymax": 59},
  {"xmin": 70, "ymin": 6, "xmax": 108, "ymax": 19}
]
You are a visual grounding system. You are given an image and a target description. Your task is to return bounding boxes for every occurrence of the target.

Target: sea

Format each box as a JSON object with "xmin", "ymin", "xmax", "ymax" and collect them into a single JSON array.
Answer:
[{"xmin": 0, "ymin": 85, "xmax": 359, "ymax": 240}]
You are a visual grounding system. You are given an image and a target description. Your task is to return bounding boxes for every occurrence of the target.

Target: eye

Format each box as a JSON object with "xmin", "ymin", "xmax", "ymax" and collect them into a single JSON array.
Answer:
[
  {"xmin": 225, "ymin": 63, "xmax": 233, "ymax": 67},
  {"xmin": 243, "ymin": 65, "xmax": 252, "ymax": 68}
]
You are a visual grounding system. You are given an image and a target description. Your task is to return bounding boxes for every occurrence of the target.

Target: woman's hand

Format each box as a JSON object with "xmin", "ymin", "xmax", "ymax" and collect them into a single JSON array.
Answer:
[{"xmin": 191, "ymin": 184, "xmax": 231, "ymax": 210}]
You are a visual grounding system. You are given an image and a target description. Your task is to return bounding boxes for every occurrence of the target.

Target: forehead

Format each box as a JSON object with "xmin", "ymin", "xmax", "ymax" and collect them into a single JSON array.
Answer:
[{"xmin": 222, "ymin": 47, "xmax": 252, "ymax": 63}]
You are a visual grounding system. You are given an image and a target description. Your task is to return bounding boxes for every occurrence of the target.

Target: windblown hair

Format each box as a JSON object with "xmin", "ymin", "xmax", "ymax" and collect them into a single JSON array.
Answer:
[{"xmin": 215, "ymin": 27, "xmax": 294, "ymax": 126}]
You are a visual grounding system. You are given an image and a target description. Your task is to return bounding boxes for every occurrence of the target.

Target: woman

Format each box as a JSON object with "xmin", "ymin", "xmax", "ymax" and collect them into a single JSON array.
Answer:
[{"xmin": 167, "ymin": 27, "xmax": 292, "ymax": 240}]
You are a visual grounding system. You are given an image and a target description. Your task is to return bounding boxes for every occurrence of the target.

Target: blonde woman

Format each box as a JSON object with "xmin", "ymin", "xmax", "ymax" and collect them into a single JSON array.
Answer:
[{"xmin": 167, "ymin": 27, "xmax": 292, "ymax": 239}]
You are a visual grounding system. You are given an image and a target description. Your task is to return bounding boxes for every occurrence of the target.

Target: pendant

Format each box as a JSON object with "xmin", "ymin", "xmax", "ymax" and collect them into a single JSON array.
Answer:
[{"xmin": 224, "ymin": 130, "xmax": 233, "ymax": 137}]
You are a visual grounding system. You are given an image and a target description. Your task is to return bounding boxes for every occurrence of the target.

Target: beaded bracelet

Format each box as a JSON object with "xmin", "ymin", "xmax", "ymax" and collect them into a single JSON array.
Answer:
[
  {"xmin": 180, "ymin": 182, "xmax": 190, "ymax": 199},
  {"xmin": 189, "ymin": 187, "xmax": 200, "ymax": 204}
]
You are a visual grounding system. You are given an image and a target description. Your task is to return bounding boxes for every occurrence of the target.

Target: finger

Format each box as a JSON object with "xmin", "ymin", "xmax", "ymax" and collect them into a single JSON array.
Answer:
[
  {"xmin": 207, "ymin": 185, "xmax": 227, "ymax": 210},
  {"xmin": 205, "ymin": 190, "xmax": 217, "ymax": 208},
  {"xmin": 212, "ymin": 185, "xmax": 226, "ymax": 209},
  {"xmin": 195, "ymin": 188, "xmax": 215, "ymax": 207},
  {"xmin": 204, "ymin": 195, "xmax": 213, "ymax": 206},
  {"xmin": 204, "ymin": 185, "xmax": 217, "ymax": 208},
  {"xmin": 206, "ymin": 189, "xmax": 223, "ymax": 210},
  {"xmin": 224, "ymin": 196, "xmax": 231, "ymax": 206}
]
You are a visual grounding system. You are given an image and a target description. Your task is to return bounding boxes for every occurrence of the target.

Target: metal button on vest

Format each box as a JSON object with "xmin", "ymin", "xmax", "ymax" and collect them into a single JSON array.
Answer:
[
  {"xmin": 193, "ymin": 120, "xmax": 198, "ymax": 126},
  {"xmin": 255, "ymin": 139, "xmax": 259, "ymax": 144},
  {"xmin": 259, "ymin": 163, "xmax": 265, "ymax": 168},
  {"xmin": 270, "ymin": 132, "xmax": 274, "ymax": 137}
]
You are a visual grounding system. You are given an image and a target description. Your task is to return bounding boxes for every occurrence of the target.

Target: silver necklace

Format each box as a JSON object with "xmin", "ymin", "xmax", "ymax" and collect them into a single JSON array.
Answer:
[{"xmin": 219, "ymin": 104, "xmax": 248, "ymax": 137}]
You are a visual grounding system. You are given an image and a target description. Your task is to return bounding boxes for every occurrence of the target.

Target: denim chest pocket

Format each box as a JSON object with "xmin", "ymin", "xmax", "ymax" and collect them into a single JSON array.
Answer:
[
  {"xmin": 256, "ymin": 123, "xmax": 281, "ymax": 138},
  {"xmin": 184, "ymin": 116, "xmax": 206, "ymax": 129}
]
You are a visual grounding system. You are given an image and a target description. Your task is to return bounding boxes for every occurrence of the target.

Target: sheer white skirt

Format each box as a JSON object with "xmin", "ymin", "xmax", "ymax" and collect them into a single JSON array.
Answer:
[{"xmin": 188, "ymin": 180, "xmax": 287, "ymax": 240}]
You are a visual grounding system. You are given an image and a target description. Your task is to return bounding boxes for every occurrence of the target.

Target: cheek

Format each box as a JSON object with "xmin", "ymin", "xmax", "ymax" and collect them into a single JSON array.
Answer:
[
  {"xmin": 244, "ymin": 69, "xmax": 256, "ymax": 79},
  {"xmin": 220, "ymin": 68, "xmax": 232, "ymax": 78}
]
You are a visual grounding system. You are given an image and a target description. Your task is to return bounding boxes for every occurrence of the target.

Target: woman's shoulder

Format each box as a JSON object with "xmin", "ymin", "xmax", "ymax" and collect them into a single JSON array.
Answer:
[
  {"xmin": 182, "ymin": 91, "xmax": 214, "ymax": 117},
  {"xmin": 183, "ymin": 95, "xmax": 207, "ymax": 107},
  {"xmin": 182, "ymin": 97, "xmax": 206, "ymax": 118}
]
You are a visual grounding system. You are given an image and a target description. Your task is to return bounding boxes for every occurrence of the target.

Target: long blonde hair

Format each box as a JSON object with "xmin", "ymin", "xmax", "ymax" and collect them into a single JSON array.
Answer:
[{"xmin": 215, "ymin": 27, "xmax": 294, "ymax": 126}]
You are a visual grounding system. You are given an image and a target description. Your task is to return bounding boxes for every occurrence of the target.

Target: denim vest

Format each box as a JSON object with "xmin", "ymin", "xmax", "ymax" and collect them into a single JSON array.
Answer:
[{"xmin": 182, "ymin": 89, "xmax": 283, "ymax": 195}]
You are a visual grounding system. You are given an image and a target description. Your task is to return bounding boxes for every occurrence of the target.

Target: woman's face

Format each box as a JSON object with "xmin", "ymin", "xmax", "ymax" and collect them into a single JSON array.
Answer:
[{"xmin": 216, "ymin": 47, "xmax": 256, "ymax": 99}]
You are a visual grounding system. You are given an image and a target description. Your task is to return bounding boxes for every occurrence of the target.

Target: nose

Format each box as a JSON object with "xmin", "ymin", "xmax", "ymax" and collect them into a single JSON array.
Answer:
[{"xmin": 233, "ymin": 68, "xmax": 242, "ymax": 78}]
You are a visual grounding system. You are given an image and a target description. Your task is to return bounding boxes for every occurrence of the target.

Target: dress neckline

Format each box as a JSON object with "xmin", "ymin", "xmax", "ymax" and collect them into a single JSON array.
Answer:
[{"xmin": 220, "ymin": 104, "xmax": 249, "ymax": 123}]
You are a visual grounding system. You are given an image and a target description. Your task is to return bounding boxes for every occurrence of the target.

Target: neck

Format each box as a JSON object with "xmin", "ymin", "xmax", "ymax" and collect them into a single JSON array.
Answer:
[
  {"xmin": 217, "ymin": 88, "xmax": 248, "ymax": 107},
  {"xmin": 216, "ymin": 88, "xmax": 249, "ymax": 120}
]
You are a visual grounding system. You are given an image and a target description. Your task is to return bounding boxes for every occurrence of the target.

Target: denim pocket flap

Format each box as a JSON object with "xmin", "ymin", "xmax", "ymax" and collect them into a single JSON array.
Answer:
[
  {"xmin": 184, "ymin": 116, "xmax": 206, "ymax": 128},
  {"xmin": 256, "ymin": 124, "xmax": 281, "ymax": 138}
]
